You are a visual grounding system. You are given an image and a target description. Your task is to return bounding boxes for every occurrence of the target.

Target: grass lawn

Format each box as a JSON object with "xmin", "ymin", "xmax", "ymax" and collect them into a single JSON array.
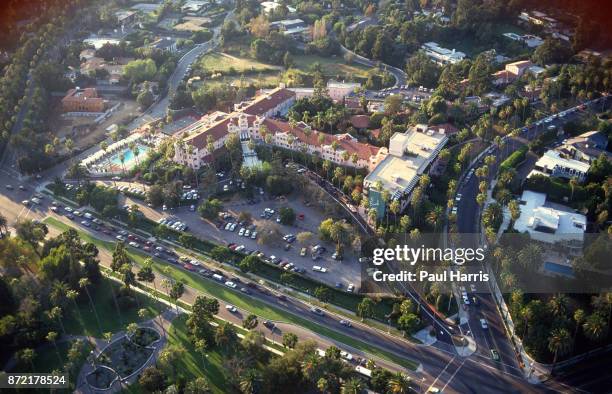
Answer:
[
  {"xmin": 44, "ymin": 217, "xmax": 419, "ymax": 370},
  {"xmin": 291, "ymin": 54, "xmax": 376, "ymax": 79},
  {"xmin": 196, "ymin": 73, "xmax": 281, "ymax": 90},
  {"xmin": 121, "ymin": 315, "xmax": 231, "ymax": 394},
  {"xmin": 196, "ymin": 52, "xmax": 280, "ymax": 74},
  {"xmin": 63, "ymin": 275, "xmax": 167, "ymax": 336}
]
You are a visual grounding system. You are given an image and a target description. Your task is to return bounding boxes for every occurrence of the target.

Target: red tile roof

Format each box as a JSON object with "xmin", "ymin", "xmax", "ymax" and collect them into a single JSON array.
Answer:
[
  {"xmin": 350, "ymin": 115, "xmax": 370, "ymax": 129},
  {"xmin": 262, "ymin": 118, "xmax": 381, "ymax": 161},
  {"xmin": 242, "ymin": 88, "xmax": 295, "ymax": 116}
]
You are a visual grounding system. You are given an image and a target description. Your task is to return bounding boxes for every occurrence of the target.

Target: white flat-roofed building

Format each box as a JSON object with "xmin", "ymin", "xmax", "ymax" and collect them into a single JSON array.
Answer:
[
  {"xmin": 421, "ymin": 42, "xmax": 466, "ymax": 65},
  {"xmin": 364, "ymin": 127, "xmax": 448, "ymax": 208},
  {"xmin": 514, "ymin": 190, "xmax": 586, "ymax": 250},
  {"xmin": 529, "ymin": 149, "xmax": 591, "ymax": 182}
]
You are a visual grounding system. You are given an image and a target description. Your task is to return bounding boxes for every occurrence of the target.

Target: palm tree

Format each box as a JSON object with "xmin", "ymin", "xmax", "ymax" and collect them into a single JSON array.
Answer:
[
  {"xmin": 287, "ymin": 134, "xmax": 295, "ymax": 162},
  {"xmin": 66, "ymin": 289, "xmax": 85, "ymax": 332},
  {"xmin": 583, "ymin": 313, "xmax": 608, "ymax": 342},
  {"xmin": 573, "ymin": 309, "xmax": 585, "ymax": 348},
  {"xmin": 137, "ymin": 259, "xmax": 165, "ymax": 337},
  {"xmin": 341, "ymin": 378, "xmax": 364, "ymax": 394},
  {"xmin": 548, "ymin": 328, "xmax": 572, "ymax": 375},
  {"xmin": 79, "ymin": 278, "xmax": 103, "ymax": 335},
  {"xmin": 46, "ymin": 331, "xmax": 62, "ymax": 365},
  {"xmin": 239, "ymin": 369, "xmax": 262, "ymax": 394},
  {"xmin": 18, "ymin": 348, "xmax": 36, "ymax": 372},
  {"xmin": 569, "ymin": 177, "xmax": 579, "ymax": 201},
  {"xmin": 388, "ymin": 372, "xmax": 412, "ymax": 394},
  {"xmin": 426, "ymin": 205, "xmax": 444, "ymax": 232},
  {"xmin": 119, "ymin": 152, "xmax": 126, "ymax": 175},
  {"xmin": 46, "ymin": 306, "xmax": 66, "ymax": 336}
]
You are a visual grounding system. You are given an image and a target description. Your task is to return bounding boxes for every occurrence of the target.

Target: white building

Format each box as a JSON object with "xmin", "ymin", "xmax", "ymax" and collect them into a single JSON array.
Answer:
[
  {"xmin": 529, "ymin": 149, "xmax": 591, "ymax": 182},
  {"xmin": 421, "ymin": 42, "xmax": 466, "ymax": 65},
  {"xmin": 364, "ymin": 126, "xmax": 448, "ymax": 207},
  {"xmin": 514, "ymin": 190, "xmax": 586, "ymax": 250}
]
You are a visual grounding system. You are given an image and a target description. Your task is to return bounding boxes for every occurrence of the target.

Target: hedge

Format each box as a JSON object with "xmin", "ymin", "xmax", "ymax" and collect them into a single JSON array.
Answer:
[{"xmin": 499, "ymin": 146, "xmax": 528, "ymax": 172}]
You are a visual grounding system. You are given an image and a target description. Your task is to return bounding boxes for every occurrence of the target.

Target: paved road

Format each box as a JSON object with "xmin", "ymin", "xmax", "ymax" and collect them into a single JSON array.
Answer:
[{"xmin": 453, "ymin": 95, "xmax": 611, "ymax": 393}]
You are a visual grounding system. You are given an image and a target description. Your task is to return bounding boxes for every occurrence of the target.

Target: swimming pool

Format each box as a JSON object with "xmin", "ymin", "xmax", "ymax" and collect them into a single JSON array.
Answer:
[
  {"xmin": 110, "ymin": 144, "xmax": 150, "ymax": 166},
  {"xmin": 543, "ymin": 262, "xmax": 574, "ymax": 278}
]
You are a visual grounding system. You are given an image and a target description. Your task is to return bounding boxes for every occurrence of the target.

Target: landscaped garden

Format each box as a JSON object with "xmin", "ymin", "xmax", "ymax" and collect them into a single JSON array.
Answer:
[
  {"xmin": 97, "ymin": 334, "xmax": 155, "ymax": 378},
  {"xmin": 86, "ymin": 366, "xmax": 118, "ymax": 390}
]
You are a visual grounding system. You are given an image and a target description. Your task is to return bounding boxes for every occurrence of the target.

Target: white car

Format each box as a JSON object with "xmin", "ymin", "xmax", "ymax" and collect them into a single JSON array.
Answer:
[
  {"xmin": 480, "ymin": 318, "xmax": 488, "ymax": 329},
  {"xmin": 225, "ymin": 281, "xmax": 237, "ymax": 289},
  {"xmin": 238, "ymin": 228, "xmax": 245, "ymax": 236},
  {"xmin": 225, "ymin": 304, "xmax": 238, "ymax": 313},
  {"xmin": 250, "ymin": 231, "xmax": 257, "ymax": 239},
  {"xmin": 129, "ymin": 241, "xmax": 140, "ymax": 248},
  {"xmin": 312, "ymin": 265, "xmax": 327, "ymax": 273},
  {"xmin": 347, "ymin": 283, "xmax": 355, "ymax": 292}
]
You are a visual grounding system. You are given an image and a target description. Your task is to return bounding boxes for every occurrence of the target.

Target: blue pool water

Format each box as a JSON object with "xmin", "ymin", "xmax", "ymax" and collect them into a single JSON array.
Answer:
[
  {"xmin": 544, "ymin": 262, "xmax": 574, "ymax": 278},
  {"xmin": 110, "ymin": 144, "xmax": 150, "ymax": 165}
]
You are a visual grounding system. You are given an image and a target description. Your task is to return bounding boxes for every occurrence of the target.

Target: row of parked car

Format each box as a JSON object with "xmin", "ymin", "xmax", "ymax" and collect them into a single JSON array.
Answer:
[
  {"xmin": 157, "ymin": 217, "xmax": 189, "ymax": 232},
  {"xmin": 115, "ymin": 184, "xmax": 146, "ymax": 197}
]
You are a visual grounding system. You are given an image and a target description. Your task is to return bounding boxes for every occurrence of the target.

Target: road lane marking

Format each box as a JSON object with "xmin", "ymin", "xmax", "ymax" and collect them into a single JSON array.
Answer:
[
  {"xmin": 441, "ymin": 359, "xmax": 466, "ymax": 392},
  {"xmin": 428, "ymin": 356, "xmax": 456, "ymax": 390}
]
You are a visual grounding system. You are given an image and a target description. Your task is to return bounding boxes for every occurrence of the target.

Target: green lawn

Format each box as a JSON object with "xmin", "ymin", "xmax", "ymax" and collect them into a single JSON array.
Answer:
[
  {"xmin": 291, "ymin": 54, "xmax": 376, "ymax": 79},
  {"xmin": 63, "ymin": 276, "xmax": 166, "ymax": 337},
  {"xmin": 196, "ymin": 52, "xmax": 280, "ymax": 74},
  {"xmin": 44, "ymin": 217, "xmax": 419, "ymax": 370}
]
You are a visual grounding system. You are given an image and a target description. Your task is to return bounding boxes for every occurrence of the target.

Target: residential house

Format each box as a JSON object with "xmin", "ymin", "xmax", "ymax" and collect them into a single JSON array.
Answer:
[
  {"xmin": 556, "ymin": 131, "xmax": 611, "ymax": 164},
  {"xmin": 61, "ymin": 88, "xmax": 106, "ymax": 113},
  {"xmin": 513, "ymin": 190, "xmax": 586, "ymax": 252},
  {"xmin": 529, "ymin": 149, "xmax": 591, "ymax": 182},
  {"xmin": 421, "ymin": 42, "xmax": 466, "ymax": 65}
]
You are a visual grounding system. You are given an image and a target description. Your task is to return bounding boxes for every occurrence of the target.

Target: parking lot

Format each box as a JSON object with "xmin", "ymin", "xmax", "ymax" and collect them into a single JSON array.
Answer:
[{"xmin": 124, "ymin": 184, "xmax": 362, "ymax": 290}]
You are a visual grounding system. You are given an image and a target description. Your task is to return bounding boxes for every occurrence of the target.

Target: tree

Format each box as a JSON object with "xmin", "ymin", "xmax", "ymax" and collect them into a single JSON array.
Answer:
[
  {"xmin": 341, "ymin": 378, "xmax": 365, "ymax": 394},
  {"xmin": 357, "ymin": 297, "xmax": 374, "ymax": 321},
  {"xmin": 137, "ymin": 89, "xmax": 154, "ymax": 110},
  {"xmin": 397, "ymin": 313, "xmax": 420, "ymax": 336},
  {"xmin": 278, "ymin": 207, "xmax": 296, "ymax": 225},
  {"xmin": 242, "ymin": 314, "xmax": 259, "ymax": 330},
  {"xmin": 314, "ymin": 286, "xmax": 332, "ymax": 303},
  {"xmin": 139, "ymin": 366, "xmax": 167, "ymax": 392},
  {"xmin": 384, "ymin": 94, "xmax": 403, "ymax": 114},
  {"xmin": 239, "ymin": 255, "xmax": 258, "ymax": 273},
  {"xmin": 282, "ymin": 332, "xmax": 298, "ymax": 349},
  {"xmin": 46, "ymin": 331, "xmax": 62, "ymax": 365},
  {"xmin": 388, "ymin": 372, "xmax": 411, "ymax": 394},
  {"xmin": 548, "ymin": 328, "xmax": 572, "ymax": 375},
  {"xmin": 169, "ymin": 281, "xmax": 185, "ymax": 314},
  {"xmin": 249, "ymin": 15, "xmax": 269, "ymax": 38},
  {"xmin": 17, "ymin": 348, "xmax": 36, "ymax": 371},
  {"xmin": 79, "ymin": 278, "xmax": 103, "ymax": 335},
  {"xmin": 583, "ymin": 313, "xmax": 607, "ymax": 342},
  {"xmin": 215, "ymin": 321, "xmax": 237, "ymax": 349},
  {"xmin": 137, "ymin": 259, "xmax": 165, "ymax": 336},
  {"xmin": 185, "ymin": 377, "xmax": 211, "ymax": 394},
  {"xmin": 198, "ymin": 198, "xmax": 223, "ymax": 219},
  {"xmin": 123, "ymin": 59, "xmax": 157, "ymax": 83}
]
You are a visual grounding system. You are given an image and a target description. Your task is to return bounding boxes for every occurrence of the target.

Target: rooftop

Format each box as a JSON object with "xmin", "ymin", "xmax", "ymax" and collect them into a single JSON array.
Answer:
[
  {"xmin": 241, "ymin": 88, "xmax": 295, "ymax": 116},
  {"xmin": 365, "ymin": 129, "xmax": 448, "ymax": 197},
  {"xmin": 514, "ymin": 190, "xmax": 586, "ymax": 245},
  {"xmin": 534, "ymin": 149, "xmax": 591, "ymax": 174}
]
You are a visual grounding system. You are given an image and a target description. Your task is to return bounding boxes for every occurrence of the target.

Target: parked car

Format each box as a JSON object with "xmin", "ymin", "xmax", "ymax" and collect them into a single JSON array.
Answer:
[{"xmin": 225, "ymin": 305, "xmax": 238, "ymax": 313}]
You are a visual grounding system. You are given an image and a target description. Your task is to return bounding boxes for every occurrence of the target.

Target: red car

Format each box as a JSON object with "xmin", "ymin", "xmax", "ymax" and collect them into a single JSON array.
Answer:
[
  {"xmin": 298, "ymin": 213, "xmax": 305, "ymax": 220},
  {"xmin": 183, "ymin": 263, "xmax": 194, "ymax": 271}
]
